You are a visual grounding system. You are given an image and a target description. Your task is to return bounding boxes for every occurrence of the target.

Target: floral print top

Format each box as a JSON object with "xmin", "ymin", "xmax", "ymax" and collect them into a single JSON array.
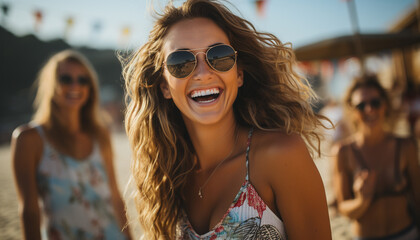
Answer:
[
  {"xmin": 35, "ymin": 126, "xmax": 127, "ymax": 240},
  {"xmin": 177, "ymin": 128, "xmax": 287, "ymax": 240}
]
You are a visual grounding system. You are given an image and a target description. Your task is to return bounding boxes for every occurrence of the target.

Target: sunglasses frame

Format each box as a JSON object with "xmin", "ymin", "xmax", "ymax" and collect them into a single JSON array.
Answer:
[
  {"xmin": 354, "ymin": 98, "xmax": 382, "ymax": 112},
  {"xmin": 164, "ymin": 44, "xmax": 237, "ymax": 79},
  {"xmin": 58, "ymin": 74, "xmax": 90, "ymax": 86}
]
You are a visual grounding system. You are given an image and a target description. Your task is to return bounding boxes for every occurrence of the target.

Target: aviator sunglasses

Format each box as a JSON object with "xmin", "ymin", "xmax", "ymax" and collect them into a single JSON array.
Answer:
[
  {"xmin": 354, "ymin": 98, "xmax": 382, "ymax": 112},
  {"xmin": 58, "ymin": 74, "xmax": 90, "ymax": 86},
  {"xmin": 165, "ymin": 44, "xmax": 237, "ymax": 79}
]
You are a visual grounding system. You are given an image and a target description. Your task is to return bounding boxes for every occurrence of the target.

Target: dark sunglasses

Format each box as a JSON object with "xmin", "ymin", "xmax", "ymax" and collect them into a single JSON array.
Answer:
[
  {"xmin": 58, "ymin": 74, "xmax": 90, "ymax": 86},
  {"xmin": 165, "ymin": 44, "xmax": 237, "ymax": 79},
  {"xmin": 354, "ymin": 98, "xmax": 382, "ymax": 112}
]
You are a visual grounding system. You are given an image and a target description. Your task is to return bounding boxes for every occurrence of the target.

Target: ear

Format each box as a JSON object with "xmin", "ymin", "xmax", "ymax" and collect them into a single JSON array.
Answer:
[
  {"xmin": 160, "ymin": 81, "xmax": 172, "ymax": 99},
  {"xmin": 237, "ymin": 67, "xmax": 244, "ymax": 87}
]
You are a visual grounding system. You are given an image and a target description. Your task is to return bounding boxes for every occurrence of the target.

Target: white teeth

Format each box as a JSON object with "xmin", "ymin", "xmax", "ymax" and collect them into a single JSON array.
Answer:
[{"xmin": 190, "ymin": 88, "xmax": 220, "ymax": 98}]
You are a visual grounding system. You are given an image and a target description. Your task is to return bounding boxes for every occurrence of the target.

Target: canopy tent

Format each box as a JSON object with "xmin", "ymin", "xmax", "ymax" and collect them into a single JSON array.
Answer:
[{"xmin": 294, "ymin": 32, "xmax": 420, "ymax": 61}]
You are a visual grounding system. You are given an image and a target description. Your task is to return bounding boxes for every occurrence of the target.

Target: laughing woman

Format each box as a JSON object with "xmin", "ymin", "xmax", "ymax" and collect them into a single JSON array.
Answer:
[
  {"xmin": 11, "ymin": 50, "xmax": 131, "ymax": 240},
  {"xmin": 123, "ymin": 0, "xmax": 332, "ymax": 239}
]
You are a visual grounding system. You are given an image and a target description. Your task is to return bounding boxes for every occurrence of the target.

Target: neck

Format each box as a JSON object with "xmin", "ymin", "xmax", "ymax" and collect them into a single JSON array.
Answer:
[
  {"xmin": 357, "ymin": 126, "xmax": 387, "ymax": 146},
  {"xmin": 185, "ymin": 112, "xmax": 241, "ymax": 171},
  {"xmin": 56, "ymin": 108, "xmax": 82, "ymax": 134}
]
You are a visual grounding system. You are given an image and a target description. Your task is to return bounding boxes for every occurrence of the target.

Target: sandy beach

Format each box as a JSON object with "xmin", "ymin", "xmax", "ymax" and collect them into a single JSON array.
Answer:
[{"xmin": 0, "ymin": 131, "xmax": 351, "ymax": 240}]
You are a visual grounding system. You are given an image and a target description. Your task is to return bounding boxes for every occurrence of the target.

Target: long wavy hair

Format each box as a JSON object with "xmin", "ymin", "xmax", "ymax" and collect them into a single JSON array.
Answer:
[
  {"xmin": 122, "ymin": 0, "xmax": 329, "ymax": 238},
  {"xmin": 33, "ymin": 49, "xmax": 108, "ymax": 148}
]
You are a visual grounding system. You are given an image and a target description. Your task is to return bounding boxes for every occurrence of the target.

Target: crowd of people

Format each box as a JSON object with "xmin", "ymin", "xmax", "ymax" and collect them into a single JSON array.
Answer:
[{"xmin": 10, "ymin": 0, "xmax": 420, "ymax": 239}]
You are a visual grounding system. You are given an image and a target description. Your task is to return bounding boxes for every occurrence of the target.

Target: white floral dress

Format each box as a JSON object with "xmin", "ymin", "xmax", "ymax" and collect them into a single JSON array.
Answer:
[
  {"xmin": 35, "ymin": 126, "xmax": 127, "ymax": 240},
  {"xmin": 178, "ymin": 128, "xmax": 287, "ymax": 240}
]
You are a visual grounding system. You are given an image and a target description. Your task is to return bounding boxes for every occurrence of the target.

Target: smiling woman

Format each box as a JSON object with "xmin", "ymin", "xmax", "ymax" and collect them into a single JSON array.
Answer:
[
  {"xmin": 122, "ymin": 0, "xmax": 332, "ymax": 239},
  {"xmin": 333, "ymin": 75, "xmax": 420, "ymax": 239},
  {"xmin": 11, "ymin": 50, "xmax": 132, "ymax": 240}
]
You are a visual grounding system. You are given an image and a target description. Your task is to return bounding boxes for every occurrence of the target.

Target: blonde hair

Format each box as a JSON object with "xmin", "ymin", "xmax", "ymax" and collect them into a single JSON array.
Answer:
[
  {"xmin": 33, "ymin": 49, "xmax": 108, "ymax": 145},
  {"xmin": 122, "ymin": 0, "xmax": 328, "ymax": 238}
]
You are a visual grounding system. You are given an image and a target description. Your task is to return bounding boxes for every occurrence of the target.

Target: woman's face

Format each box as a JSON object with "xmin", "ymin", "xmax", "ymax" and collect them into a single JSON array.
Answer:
[
  {"xmin": 350, "ymin": 86, "xmax": 386, "ymax": 129},
  {"xmin": 54, "ymin": 61, "xmax": 90, "ymax": 111},
  {"xmin": 160, "ymin": 17, "xmax": 243, "ymax": 126}
]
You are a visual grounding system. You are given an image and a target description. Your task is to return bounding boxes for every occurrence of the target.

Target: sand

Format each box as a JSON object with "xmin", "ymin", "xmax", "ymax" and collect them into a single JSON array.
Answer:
[{"xmin": 0, "ymin": 131, "xmax": 351, "ymax": 240}]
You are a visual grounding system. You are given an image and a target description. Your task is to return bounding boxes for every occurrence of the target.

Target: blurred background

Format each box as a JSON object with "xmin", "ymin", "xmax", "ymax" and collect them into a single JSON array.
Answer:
[{"xmin": 1, "ymin": 0, "xmax": 419, "ymax": 239}]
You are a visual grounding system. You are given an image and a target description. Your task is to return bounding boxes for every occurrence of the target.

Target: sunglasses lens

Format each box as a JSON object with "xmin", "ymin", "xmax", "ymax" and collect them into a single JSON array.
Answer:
[
  {"xmin": 59, "ymin": 75, "xmax": 89, "ymax": 86},
  {"xmin": 207, "ymin": 45, "xmax": 236, "ymax": 72},
  {"xmin": 59, "ymin": 75, "xmax": 73, "ymax": 85},
  {"xmin": 355, "ymin": 98, "xmax": 382, "ymax": 111},
  {"xmin": 355, "ymin": 102, "xmax": 366, "ymax": 111},
  {"xmin": 78, "ymin": 77, "xmax": 90, "ymax": 85},
  {"xmin": 166, "ymin": 51, "xmax": 196, "ymax": 78},
  {"xmin": 370, "ymin": 99, "xmax": 381, "ymax": 109}
]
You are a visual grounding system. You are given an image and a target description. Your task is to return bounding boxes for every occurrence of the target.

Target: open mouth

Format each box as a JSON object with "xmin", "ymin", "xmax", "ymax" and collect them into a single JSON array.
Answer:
[{"xmin": 189, "ymin": 88, "xmax": 221, "ymax": 103}]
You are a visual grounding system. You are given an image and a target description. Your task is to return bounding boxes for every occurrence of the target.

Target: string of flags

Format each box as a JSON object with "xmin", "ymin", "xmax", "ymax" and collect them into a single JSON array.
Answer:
[
  {"xmin": 0, "ymin": 1, "xmax": 268, "ymax": 47},
  {"xmin": 255, "ymin": 0, "xmax": 267, "ymax": 18}
]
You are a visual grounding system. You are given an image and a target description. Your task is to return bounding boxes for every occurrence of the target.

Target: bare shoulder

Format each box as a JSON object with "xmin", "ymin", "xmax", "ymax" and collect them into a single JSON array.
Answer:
[
  {"xmin": 395, "ymin": 136, "xmax": 418, "ymax": 164},
  {"xmin": 11, "ymin": 124, "xmax": 43, "ymax": 162},
  {"xmin": 12, "ymin": 124, "xmax": 42, "ymax": 144},
  {"xmin": 250, "ymin": 129, "xmax": 331, "ymax": 239},
  {"xmin": 250, "ymin": 130, "xmax": 315, "ymax": 181},
  {"xmin": 335, "ymin": 136, "xmax": 355, "ymax": 153}
]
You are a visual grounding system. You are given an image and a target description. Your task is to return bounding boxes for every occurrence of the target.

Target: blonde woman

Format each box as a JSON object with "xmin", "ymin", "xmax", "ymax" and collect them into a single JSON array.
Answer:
[
  {"xmin": 123, "ymin": 0, "xmax": 332, "ymax": 239},
  {"xmin": 11, "ymin": 50, "xmax": 131, "ymax": 240},
  {"xmin": 333, "ymin": 75, "xmax": 420, "ymax": 239}
]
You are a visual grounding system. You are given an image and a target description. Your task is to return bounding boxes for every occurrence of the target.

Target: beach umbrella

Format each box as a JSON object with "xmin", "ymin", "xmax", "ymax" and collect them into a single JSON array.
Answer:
[{"xmin": 294, "ymin": 32, "xmax": 420, "ymax": 61}]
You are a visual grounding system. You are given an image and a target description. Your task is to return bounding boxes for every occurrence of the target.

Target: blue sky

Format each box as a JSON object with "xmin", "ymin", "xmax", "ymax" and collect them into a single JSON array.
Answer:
[{"xmin": 2, "ymin": 0, "xmax": 417, "ymax": 50}]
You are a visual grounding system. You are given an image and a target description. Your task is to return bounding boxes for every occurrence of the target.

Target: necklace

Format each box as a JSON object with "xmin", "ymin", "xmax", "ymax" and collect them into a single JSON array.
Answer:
[{"xmin": 198, "ymin": 130, "xmax": 239, "ymax": 199}]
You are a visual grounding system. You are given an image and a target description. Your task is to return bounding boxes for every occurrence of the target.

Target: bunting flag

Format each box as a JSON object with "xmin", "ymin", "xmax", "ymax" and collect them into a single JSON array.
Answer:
[
  {"xmin": 320, "ymin": 60, "xmax": 334, "ymax": 81},
  {"xmin": 33, "ymin": 10, "xmax": 43, "ymax": 32},
  {"xmin": 64, "ymin": 17, "xmax": 74, "ymax": 40},
  {"xmin": 1, "ymin": 3, "xmax": 9, "ymax": 25},
  {"xmin": 119, "ymin": 26, "xmax": 132, "ymax": 47},
  {"xmin": 1, "ymin": 4, "xmax": 9, "ymax": 16},
  {"xmin": 255, "ymin": 0, "xmax": 267, "ymax": 18}
]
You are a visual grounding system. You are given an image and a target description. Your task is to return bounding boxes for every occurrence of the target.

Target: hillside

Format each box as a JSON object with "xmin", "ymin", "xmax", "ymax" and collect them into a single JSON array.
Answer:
[{"xmin": 0, "ymin": 26, "xmax": 127, "ymax": 143}]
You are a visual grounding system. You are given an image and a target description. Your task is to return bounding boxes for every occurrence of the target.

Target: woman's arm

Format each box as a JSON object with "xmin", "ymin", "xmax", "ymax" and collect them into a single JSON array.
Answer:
[
  {"xmin": 100, "ymin": 133, "xmax": 132, "ymax": 239},
  {"xmin": 11, "ymin": 126, "xmax": 42, "ymax": 240},
  {"xmin": 332, "ymin": 144, "xmax": 375, "ymax": 219},
  {"xmin": 265, "ymin": 134, "xmax": 331, "ymax": 240}
]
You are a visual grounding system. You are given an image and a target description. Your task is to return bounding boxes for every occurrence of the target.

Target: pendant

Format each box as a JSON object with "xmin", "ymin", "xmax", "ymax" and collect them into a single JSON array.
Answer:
[{"xmin": 198, "ymin": 188, "xmax": 203, "ymax": 199}]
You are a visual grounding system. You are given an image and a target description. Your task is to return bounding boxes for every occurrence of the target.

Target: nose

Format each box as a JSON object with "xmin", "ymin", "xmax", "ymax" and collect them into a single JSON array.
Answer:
[
  {"xmin": 68, "ymin": 79, "xmax": 83, "ymax": 88},
  {"xmin": 363, "ymin": 103, "xmax": 376, "ymax": 114},
  {"xmin": 192, "ymin": 52, "xmax": 213, "ymax": 80}
]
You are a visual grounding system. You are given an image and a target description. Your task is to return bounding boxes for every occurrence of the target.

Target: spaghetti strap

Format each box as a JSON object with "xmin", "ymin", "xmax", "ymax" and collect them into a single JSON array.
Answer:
[
  {"xmin": 394, "ymin": 138, "xmax": 401, "ymax": 181},
  {"xmin": 245, "ymin": 127, "xmax": 254, "ymax": 181}
]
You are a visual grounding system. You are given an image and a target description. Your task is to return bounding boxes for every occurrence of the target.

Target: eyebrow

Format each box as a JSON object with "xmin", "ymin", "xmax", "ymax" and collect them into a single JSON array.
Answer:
[{"xmin": 176, "ymin": 42, "xmax": 223, "ymax": 51}]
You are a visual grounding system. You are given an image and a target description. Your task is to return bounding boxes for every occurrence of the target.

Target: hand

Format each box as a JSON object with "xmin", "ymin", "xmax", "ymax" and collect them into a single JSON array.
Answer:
[{"xmin": 353, "ymin": 170, "xmax": 376, "ymax": 200}]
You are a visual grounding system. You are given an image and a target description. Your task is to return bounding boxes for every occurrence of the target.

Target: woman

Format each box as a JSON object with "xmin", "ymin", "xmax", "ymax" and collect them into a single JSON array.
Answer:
[
  {"xmin": 333, "ymin": 75, "xmax": 420, "ymax": 239},
  {"xmin": 11, "ymin": 50, "xmax": 131, "ymax": 239},
  {"xmin": 123, "ymin": 0, "xmax": 332, "ymax": 239}
]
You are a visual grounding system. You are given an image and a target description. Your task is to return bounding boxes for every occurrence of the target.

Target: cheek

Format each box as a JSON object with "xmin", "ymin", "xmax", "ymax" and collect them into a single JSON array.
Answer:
[
  {"xmin": 54, "ymin": 86, "xmax": 64, "ymax": 97},
  {"xmin": 379, "ymin": 107, "xmax": 387, "ymax": 118}
]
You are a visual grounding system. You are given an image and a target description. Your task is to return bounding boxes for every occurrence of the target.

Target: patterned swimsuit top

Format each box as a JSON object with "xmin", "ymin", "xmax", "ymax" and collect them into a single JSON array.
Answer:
[
  {"xmin": 178, "ymin": 128, "xmax": 287, "ymax": 240},
  {"xmin": 34, "ymin": 125, "xmax": 127, "ymax": 240}
]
